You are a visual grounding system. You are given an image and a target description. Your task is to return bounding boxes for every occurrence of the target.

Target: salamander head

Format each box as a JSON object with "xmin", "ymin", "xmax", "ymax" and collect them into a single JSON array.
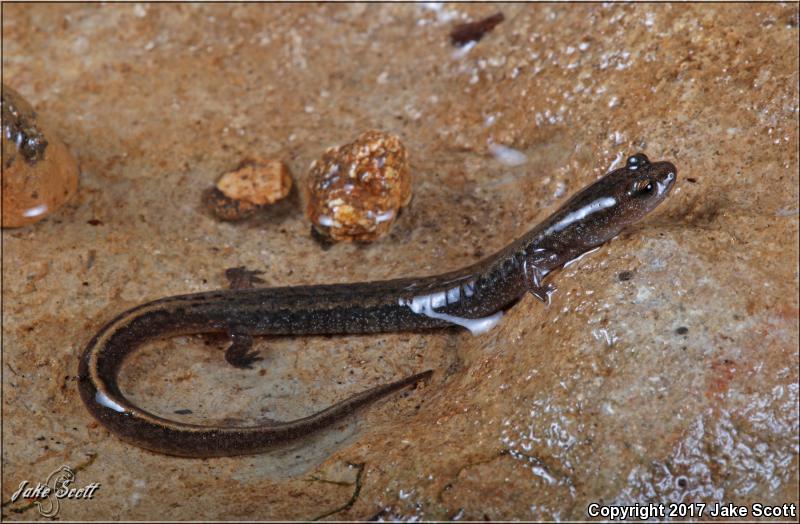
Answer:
[
  {"xmin": 615, "ymin": 152, "xmax": 677, "ymax": 219},
  {"xmin": 541, "ymin": 153, "xmax": 677, "ymax": 251}
]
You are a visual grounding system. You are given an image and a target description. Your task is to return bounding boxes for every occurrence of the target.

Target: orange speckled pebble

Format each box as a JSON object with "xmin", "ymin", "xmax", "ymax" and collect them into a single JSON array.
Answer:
[
  {"xmin": 1, "ymin": 84, "xmax": 78, "ymax": 228},
  {"xmin": 305, "ymin": 130, "xmax": 412, "ymax": 243}
]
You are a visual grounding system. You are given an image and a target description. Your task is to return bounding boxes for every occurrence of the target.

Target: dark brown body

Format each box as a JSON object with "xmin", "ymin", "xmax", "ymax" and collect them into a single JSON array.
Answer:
[{"xmin": 78, "ymin": 153, "xmax": 676, "ymax": 457}]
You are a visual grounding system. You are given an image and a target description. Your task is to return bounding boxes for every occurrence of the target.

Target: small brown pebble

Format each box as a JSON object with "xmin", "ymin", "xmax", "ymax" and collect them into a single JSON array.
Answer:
[
  {"xmin": 450, "ymin": 12, "xmax": 505, "ymax": 47},
  {"xmin": 203, "ymin": 157, "xmax": 293, "ymax": 221},
  {"xmin": 2, "ymin": 84, "xmax": 79, "ymax": 228},
  {"xmin": 305, "ymin": 130, "xmax": 411, "ymax": 243},
  {"xmin": 217, "ymin": 157, "xmax": 292, "ymax": 206}
]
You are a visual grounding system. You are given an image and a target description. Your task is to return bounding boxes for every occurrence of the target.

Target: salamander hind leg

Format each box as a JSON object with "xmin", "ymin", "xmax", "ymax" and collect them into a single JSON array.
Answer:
[
  {"xmin": 225, "ymin": 326, "xmax": 263, "ymax": 369},
  {"xmin": 529, "ymin": 283, "xmax": 556, "ymax": 304},
  {"xmin": 225, "ymin": 266, "xmax": 266, "ymax": 289}
]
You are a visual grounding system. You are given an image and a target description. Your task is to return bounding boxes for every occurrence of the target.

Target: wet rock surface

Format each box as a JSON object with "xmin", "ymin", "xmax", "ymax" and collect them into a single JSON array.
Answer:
[{"xmin": 2, "ymin": 3, "xmax": 797, "ymax": 520}]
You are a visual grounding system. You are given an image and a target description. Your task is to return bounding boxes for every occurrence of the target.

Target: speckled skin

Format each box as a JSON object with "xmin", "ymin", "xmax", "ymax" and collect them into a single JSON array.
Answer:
[{"xmin": 78, "ymin": 154, "xmax": 676, "ymax": 457}]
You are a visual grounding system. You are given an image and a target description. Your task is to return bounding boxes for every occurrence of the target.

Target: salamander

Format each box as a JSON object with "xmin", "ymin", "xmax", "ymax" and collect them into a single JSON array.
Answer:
[{"xmin": 78, "ymin": 153, "xmax": 677, "ymax": 457}]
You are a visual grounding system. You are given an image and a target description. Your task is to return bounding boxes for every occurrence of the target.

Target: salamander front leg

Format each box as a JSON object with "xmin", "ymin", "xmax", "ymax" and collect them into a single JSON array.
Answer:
[
  {"xmin": 523, "ymin": 259, "xmax": 556, "ymax": 305},
  {"xmin": 225, "ymin": 326, "xmax": 262, "ymax": 369}
]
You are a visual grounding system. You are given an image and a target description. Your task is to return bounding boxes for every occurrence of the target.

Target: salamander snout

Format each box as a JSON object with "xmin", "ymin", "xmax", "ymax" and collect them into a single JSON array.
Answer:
[
  {"xmin": 647, "ymin": 159, "xmax": 677, "ymax": 199},
  {"xmin": 655, "ymin": 166, "xmax": 677, "ymax": 196}
]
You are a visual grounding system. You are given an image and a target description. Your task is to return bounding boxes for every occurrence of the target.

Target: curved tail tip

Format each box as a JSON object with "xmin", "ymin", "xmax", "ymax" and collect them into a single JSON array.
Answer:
[
  {"xmin": 388, "ymin": 369, "xmax": 434, "ymax": 392},
  {"xmin": 411, "ymin": 369, "xmax": 434, "ymax": 383}
]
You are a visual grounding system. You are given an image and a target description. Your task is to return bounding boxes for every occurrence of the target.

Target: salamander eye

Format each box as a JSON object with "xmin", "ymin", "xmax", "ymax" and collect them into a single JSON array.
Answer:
[
  {"xmin": 626, "ymin": 153, "xmax": 650, "ymax": 170},
  {"xmin": 630, "ymin": 178, "xmax": 656, "ymax": 196}
]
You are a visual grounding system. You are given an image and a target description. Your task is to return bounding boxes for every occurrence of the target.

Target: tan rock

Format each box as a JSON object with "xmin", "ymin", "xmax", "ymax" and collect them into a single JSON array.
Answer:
[
  {"xmin": 217, "ymin": 157, "xmax": 292, "ymax": 206},
  {"xmin": 1, "ymin": 3, "xmax": 797, "ymax": 521},
  {"xmin": 1, "ymin": 84, "xmax": 78, "ymax": 228},
  {"xmin": 203, "ymin": 157, "xmax": 293, "ymax": 221}
]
